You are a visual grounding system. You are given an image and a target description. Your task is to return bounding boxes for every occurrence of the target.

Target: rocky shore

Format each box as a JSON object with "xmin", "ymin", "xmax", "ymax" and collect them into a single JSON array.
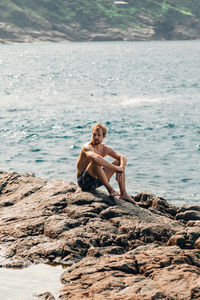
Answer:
[
  {"xmin": 0, "ymin": 13, "xmax": 200, "ymax": 44},
  {"xmin": 0, "ymin": 171, "xmax": 200, "ymax": 299}
]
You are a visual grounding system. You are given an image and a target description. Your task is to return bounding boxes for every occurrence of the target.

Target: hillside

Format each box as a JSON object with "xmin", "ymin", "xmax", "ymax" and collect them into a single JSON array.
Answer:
[{"xmin": 0, "ymin": 0, "xmax": 200, "ymax": 43}]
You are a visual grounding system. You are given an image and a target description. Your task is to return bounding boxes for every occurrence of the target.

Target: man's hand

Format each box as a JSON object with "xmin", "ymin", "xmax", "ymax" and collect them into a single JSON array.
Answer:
[
  {"xmin": 116, "ymin": 172, "xmax": 122, "ymax": 182},
  {"xmin": 115, "ymin": 166, "xmax": 125, "ymax": 182},
  {"xmin": 116, "ymin": 166, "xmax": 125, "ymax": 173}
]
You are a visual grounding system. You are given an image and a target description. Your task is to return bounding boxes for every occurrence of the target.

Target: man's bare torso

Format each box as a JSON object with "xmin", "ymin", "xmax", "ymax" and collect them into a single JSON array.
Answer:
[{"xmin": 77, "ymin": 142, "xmax": 107, "ymax": 176}]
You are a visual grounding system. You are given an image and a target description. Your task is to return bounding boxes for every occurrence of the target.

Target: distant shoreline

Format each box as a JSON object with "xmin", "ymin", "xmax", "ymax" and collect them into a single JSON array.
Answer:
[{"xmin": 0, "ymin": 21, "xmax": 199, "ymax": 44}]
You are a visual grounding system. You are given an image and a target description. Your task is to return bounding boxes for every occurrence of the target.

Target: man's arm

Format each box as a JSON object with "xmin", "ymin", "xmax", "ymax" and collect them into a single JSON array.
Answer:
[
  {"xmin": 104, "ymin": 145, "xmax": 128, "ymax": 182},
  {"xmin": 104, "ymin": 145, "xmax": 127, "ymax": 168},
  {"xmin": 83, "ymin": 146, "xmax": 124, "ymax": 172}
]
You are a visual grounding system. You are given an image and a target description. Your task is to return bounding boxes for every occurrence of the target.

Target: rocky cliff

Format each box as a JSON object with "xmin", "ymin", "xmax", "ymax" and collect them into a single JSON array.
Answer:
[
  {"xmin": 0, "ymin": 171, "xmax": 200, "ymax": 299},
  {"xmin": 0, "ymin": 0, "xmax": 200, "ymax": 43},
  {"xmin": 0, "ymin": 15, "xmax": 199, "ymax": 44}
]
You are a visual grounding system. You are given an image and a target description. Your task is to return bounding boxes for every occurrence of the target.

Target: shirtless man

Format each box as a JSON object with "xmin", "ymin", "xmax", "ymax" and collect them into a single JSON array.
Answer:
[{"xmin": 77, "ymin": 123, "xmax": 135, "ymax": 203}]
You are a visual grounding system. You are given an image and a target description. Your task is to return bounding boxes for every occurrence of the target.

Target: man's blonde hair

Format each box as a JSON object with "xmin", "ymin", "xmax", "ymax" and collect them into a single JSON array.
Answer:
[{"xmin": 92, "ymin": 123, "xmax": 107, "ymax": 137}]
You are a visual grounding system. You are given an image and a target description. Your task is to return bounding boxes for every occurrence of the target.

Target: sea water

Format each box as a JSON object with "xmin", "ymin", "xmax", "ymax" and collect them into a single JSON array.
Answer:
[
  {"xmin": 0, "ymin": 40, "xmax": 199, "ymax": 206},
  {"xmin": 0, "ymin": 40, "xmax": 199, "ymax": 298},
  {"xmin": 0, "ymin": 264, "xmax": 63, "ymax": 299}
]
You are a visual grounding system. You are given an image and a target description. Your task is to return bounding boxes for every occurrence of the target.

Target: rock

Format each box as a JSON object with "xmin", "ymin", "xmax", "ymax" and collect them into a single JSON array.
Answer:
[
  {"xmin": 166, "ymin": 225, "xmax": 200, "ymax": 249},
  {"xmin": 134, "ymin": 192, "xmax": 178, "ymax": 219},
  {"xmin": 0, "ymin": 171, "xmax": 199, "ymax": 299},
  {"xmin": 194, "ymin": 237, "xmax": 200, "ymax": 249},
  {"xmin": 176, "ymin": 210, "xmax": 200, "ymax": 222},
  {"xmin": 190, "ymin": 287, "xmax": 200, "ymax": 299},
  {"xmin": 0, "ymin": 12, "xmax": 200, "ymax": 44},
  {"xmin": 178, "ymin": 205, "xmax": 200, "ymax": 213},
  {"xmin": 59, "ymin": 246, "xmax": 200, "ymax": 300},
  {"xmin": 35, "ymin": 292, "xmax": 55, "ymax": 300},
  {"xmin": 187, "ymin": 220, "xmax": 200, "ymax": 227},
  {"xmin": 166, "ymin": 234, "xmax": 186, "ymax": 248}
]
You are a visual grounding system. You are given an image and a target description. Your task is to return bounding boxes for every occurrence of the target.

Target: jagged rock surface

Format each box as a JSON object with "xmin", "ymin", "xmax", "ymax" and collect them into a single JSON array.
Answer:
[{"xmin": 0, "ymin": 171, "xmax": 200, "ymax": 299}]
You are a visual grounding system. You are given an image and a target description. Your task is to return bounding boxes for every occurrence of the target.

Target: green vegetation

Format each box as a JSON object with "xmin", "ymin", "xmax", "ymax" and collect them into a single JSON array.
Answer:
[{"xmin": 0, "ymin": 0, "xmax": 199, "ymax": 29}]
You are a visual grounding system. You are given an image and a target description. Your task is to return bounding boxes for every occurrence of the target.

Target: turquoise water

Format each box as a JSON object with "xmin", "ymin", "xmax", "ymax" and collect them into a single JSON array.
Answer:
[{"xmin": 0, "ymin": 41, "xmax": 200, "ymax": 206}]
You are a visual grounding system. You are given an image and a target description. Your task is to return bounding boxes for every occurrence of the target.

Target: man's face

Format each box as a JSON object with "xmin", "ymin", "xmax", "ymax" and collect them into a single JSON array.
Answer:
[{"xmin": 92, "ymin": 128, "xmax": 104, "ymax": 145}]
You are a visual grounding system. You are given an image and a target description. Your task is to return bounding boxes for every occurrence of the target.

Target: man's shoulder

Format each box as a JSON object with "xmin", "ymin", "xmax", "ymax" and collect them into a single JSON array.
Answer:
[
  {"xmin": 102, "ymin": 143, "xmax": 112, "ymax": 149},
  {"xmin": 83, "ymin": 142, "xmax": 94, "ymax": 151},
  {"xmin": 102, "ymin": 143, "xmax": 113, "ymax": 153},
  {"xmin": 103, "ymin": 144, "xmax": 121, "ymax": 158}
]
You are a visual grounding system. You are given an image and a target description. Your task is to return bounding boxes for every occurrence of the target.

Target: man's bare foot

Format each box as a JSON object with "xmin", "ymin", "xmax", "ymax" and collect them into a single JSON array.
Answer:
[
  {"xmin": 108, "ymin": 189, "xmax": 120, "ymax": 198},
  {"xmin": 119, "ymin": 194, "xmax": 137, "ymax": 205}
]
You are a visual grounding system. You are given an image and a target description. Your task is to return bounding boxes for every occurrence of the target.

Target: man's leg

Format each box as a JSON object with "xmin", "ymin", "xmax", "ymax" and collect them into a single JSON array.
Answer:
[
  {"xmin": 103, "ymin": 159, "xmax": 120, "ymax": 180},
  {"xmin": 87, "ymin": 160, "xmax": 136, "ymax": 204},
  {"xmin": 87, "ymin": 161, "xmax": 119, "ymax": 197},
  {"xmin": 103, "ymin": 159, "xmax": 135, "ymax": 203},
  {"xmin": 117, "ymin": 172, "xmax": 136, "ymax": 204},
  {"xmin": 104, "ymin": 159, "xmax": 136, "ymax": 204}
]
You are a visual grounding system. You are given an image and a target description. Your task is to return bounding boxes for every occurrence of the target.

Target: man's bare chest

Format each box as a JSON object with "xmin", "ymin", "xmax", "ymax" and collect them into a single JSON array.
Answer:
[{"xmin": 94, "ymin": 146, "xmax": 106, "ymax": 157}]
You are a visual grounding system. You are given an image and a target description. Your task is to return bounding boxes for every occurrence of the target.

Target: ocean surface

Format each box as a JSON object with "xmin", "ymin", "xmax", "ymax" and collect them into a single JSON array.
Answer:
[
  {"xmin": 0, "ymin": 40, "xmax": 200, "ymax": 299},
  {"xmin": 1, "ymin": 40, "xmax": 200, "ymax": 206}
]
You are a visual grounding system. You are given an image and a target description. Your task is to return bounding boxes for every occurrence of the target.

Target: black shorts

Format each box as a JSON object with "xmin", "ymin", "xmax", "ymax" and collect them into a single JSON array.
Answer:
[{"xmin": 77, "ymin": 170, "xmax": 102, "ymax": 192}]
